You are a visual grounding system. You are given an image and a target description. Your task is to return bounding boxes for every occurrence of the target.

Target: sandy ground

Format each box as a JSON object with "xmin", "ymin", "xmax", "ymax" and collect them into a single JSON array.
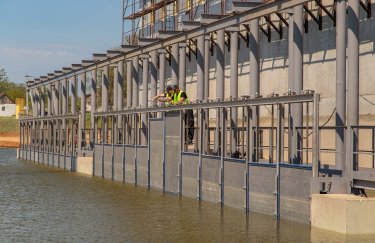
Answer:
[{"xmin": 0, "ymin": 132, "xmax": 20, "ymax": 148}]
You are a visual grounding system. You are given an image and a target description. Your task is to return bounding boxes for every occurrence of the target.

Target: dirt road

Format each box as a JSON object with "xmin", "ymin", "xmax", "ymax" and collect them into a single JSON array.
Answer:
[{"xmin": 0, "ymin": 132, "xmax": 19, "ymax": 148}]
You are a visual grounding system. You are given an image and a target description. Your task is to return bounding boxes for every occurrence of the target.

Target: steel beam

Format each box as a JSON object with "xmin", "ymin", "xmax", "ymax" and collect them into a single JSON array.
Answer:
[
  {"xmin": 159, "ymin": 50, "xmax": 166, "ymax": 94},
  {"xmin": 197, "ymin": 35, "xmax": 205, "ymax": 101},
  {"xmin": 141, "ymin": 56, "xmax": 149, "ymax": 144},
  {"xmin": 336, "ymin": 0, "xmax": 347, "ymax": 172},
  {"xmin": 288, "ymin": 12, "xmax": 294, "ymax": 164},
  {"xmin": 215, "ymin": 29, "xmax": 225, "ymax": 154},
  {"xmin": 150, "ymin": 51, "xmax": 158, "ymax": 102}
]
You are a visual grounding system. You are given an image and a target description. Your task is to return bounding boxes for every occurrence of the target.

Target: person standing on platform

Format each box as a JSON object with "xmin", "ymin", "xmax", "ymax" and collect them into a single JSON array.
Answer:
[
  {"xmin": 152, "ymin": 85, "xmax": 174, "ymax": 106},
  {"xmin": 172, "ymin": 84, "xmax": 194, "ymax": 144}
]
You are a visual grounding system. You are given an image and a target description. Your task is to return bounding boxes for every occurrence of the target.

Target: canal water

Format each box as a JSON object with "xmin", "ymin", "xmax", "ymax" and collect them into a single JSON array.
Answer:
[{"xmin": 1, "ymin": 148, "xmax": 374, "ymax": 242}]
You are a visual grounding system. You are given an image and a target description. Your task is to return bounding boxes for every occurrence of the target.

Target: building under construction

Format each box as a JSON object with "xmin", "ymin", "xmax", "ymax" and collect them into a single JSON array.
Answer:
[{"xmin": 17, "ymin": 0, "xmax": 375, "ymax": 233}]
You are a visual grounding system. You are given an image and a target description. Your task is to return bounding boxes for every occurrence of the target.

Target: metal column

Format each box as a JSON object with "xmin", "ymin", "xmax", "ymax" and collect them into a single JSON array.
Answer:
[
  {"xmin": 79, "ymin": 72, "xmax": 86, "ymax": 151},
  {"xmin": 90, "ymin": 70, "xmax": 97, "ymax": 149},
  {"xmin": 204, "ymin": 35, "xmax": 210, "ymax": 154},
  {"xmin": 142, "ymin": 56, "xmax": 149, "ymax": 144},
  {"xmin": 197, "ymin": 35, "xmax": 205, "ymax": 101},
  {"xmin": 117, "ymin": 61, "xmax": 124, "ymax": 130},
  {"xmin": 347, "ymin": 0, "xmax": 359, "ymax": 173},
  {"xmin": 288, "ymin": 12, "xmax": 294, "ymax": 163},
  {"xmin": 71, "ymin": 76, "xmax": 76, "ymax": 114},
  {"xmin": 336, "ymin": 0, "xmax": 347, "ymax": 172},
  {"xmin": 159, "ymin": 50, "xmax": 166, "ymax": 94}
]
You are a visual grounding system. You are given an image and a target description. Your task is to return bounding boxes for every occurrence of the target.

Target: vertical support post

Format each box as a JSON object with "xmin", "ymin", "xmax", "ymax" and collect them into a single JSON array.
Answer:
[
  {"xmin": 118, "ymin": 61, "xmax": 124, "ymax": 141},
  {"xmin": 79, "ymin": 72, "xmax": 86, "ymax": 152},
  {"xmin": 90, "ymin": 70, "xmax": 97, "ymax": 149},
  {"xmin": 25, "ymin": 89, "xmax": 29, "ymax": 116},
  {"xmin": 159, "ymin": 49, "xmax": 166, "ymax": 95},
  {"xmin": 312, "ymin": 94, "xmax": 320, "ymax": 178},
  {"xmin": 171, "ymin": 43, "xmax": 179, "ymax": 86},
  {"xmin": 347, "ymin": 0, "xmax": 359, "ymax": 174},
  {"xmin": 39, "ymin": 87, "xmax": 44, "ymax": 117},
  {"xmin": 288, "ymin": 12, "xmax": 294, "ymax": 164},
  {"xmin": 230, "ymin": 28, "xmax": 239, "ymax": 157},
  {"xmin": 293, "ymin": 5, "xmax": 304, "ymax": 164},
  {"xmin": 215, "ymin": 29, "xmax": 225, "ymax": 155},
  {"xmin": 126, "ymin": 60, "xmax": 133, "ymax": 107},
  {"xmin": 150, "ymin": 51, "xmax": 158, "ymax": 105},
  {"xmin": 132, "ymin": 56, "xmax": 139, "ymax": 107},
  {"xmin": 336, "ymin": 0, "xmax": 347, "ymax": 173},
  {"xmin": 53, "ymin": 83, "xmax": 59, "ymax": 116},
  {"xmin": 179, "ymin": 43, "xmax": 186, "ymax": 91},
  {"xmin": 142, "ymin": 56, "xmax": 149, "ymax": 144},
  {"xmin": 198, "ymin": 108, "xmax": 203, "ymax": 200},
  {"xmin": 197, "ymin": 35, "xmax": 205, "ymax": 101},
  {"xmin": 275, "ymin": 104, "xmax": 284, "ymax": 221},
  {"xmin": 220, "ymin": 107, "xmax": 226, "ymax": 205},
  {"xmin": 250, "ymin": 18, "xmax": 260, "ymax": 161},
  {"xmin": 71, "ymin": 76, "xmax": 76, "ymax": 114},
  {"xmin": 204, "ymin": 35, "xmax": 210, "ymax": 154},
  {"xmin": 102, "ymin": 66, "xmax": 109, "ymax": 112}
]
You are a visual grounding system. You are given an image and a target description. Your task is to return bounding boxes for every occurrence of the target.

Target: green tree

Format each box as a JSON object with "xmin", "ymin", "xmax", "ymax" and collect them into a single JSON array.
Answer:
[{"xmin": 0, "ymin": 68, "xmax": 26, "ymax": 101}]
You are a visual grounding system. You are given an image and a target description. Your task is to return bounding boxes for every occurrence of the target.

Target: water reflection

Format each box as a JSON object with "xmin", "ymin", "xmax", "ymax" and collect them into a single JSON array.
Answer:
[{"xmin": 1, "ymin": 149, "xmax": 375, "ymax": 242}]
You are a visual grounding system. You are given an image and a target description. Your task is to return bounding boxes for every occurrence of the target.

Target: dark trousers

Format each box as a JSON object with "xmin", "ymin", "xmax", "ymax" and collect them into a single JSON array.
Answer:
[{"xmin": 185, "ymin": 109, "xmax": 194, "ymax": 141}]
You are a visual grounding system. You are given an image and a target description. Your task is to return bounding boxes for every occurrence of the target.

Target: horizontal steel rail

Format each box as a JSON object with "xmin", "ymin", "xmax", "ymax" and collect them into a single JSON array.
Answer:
[
  {"xmin": 27, "ymin": 0, "xmax": 311, "ymax": 89},
  {"xmin": 19, "ymin": 114, "xmax": 79, "ymax": 122},
  {"xmin": 94, "ymin": 94, "xmax": 315, "ymax": 117}
]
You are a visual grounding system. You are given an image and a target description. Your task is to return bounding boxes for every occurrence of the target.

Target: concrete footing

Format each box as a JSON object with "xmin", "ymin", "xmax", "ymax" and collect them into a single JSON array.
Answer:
[
  {"xmin": 311, "ymin": 194, "xmax": 375, "ymax": 234},
  {"xmin": 76, "ymin": 156, "xmax": 93, "ymax": 176}
]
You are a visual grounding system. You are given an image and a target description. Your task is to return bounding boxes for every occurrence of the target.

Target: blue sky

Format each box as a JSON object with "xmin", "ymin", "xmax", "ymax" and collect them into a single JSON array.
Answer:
[{"xmin": 0, "ymin": 0, "xmax": 122, "ymax": 83}]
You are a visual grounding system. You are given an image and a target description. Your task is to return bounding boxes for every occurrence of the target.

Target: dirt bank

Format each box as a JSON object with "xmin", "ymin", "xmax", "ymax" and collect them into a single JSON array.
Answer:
[{"xmin": 0, "ymin": 132, "xmax": 19, "ymax": 148}]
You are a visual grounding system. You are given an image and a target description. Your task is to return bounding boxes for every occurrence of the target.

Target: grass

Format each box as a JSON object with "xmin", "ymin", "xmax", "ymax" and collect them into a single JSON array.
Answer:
[{"xmin": 0, "ymin": 116, "xmax": 19, "ymax": 133}]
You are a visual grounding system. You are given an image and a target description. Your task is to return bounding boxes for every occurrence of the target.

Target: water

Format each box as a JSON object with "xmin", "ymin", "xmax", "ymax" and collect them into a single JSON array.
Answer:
[{"xmin": 1, "ymin": 149, "xmax": 374, "ymax": 242}]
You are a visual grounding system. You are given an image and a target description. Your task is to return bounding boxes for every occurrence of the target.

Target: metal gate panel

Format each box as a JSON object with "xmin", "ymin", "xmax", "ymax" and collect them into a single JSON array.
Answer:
[
  {"xmin": 202, "ymin": 157, "xmax": 220, "ymax": 203},
  {"xmin": 53, "ymin": 154, "xmax": 59, "ymax": 167},
  {"xmin": 30, "ymin": 150, "xmax": 34, "ymax": 162},
  {"xmin": 280, "ymin": 166, "xmax": 311, "ymax": 223},
  {"xmin": 103, "ymin": 144, "xmax": 113, "ymax": 180},
  {"xmin": 182, "ymin": 154, "xmax": 199, "ymax": 198},
  {"xmin": 113, "ymin": 145, "xmax": 124, "ymax": 182},
  {"xmin": 224, "ymin": 160, "xmax": 246, "ymax": 209},
  {"xmin": 165, "ymin": 111, "xmax": 180, "ymax": 194},
  {"xmin": 149, "ymin": 118, "xmax": 164, "ymax": 190},
  {"xmin": 59, "ymin": 155, "xmax": 65, "ymax": 168},
  {"xmin": 249, "ymin": 164, "xmax": 275, "ymax": 215},
  {"xmin": 38, "ymin": 152, "xmax": 43, "ymax": 163},
  {"xmin": 94, "ymin": 144, "xmax": 103, "ymax": 177},
  {"xmin": 137, "ymin": 146, "xmax": 148, "ymax": 187},
  {"xmin": 124, "ymin": 145, "xmax": 135, "ymax": 184},
  {"xmin": 65, "ymin": 156, "xmax": 72, "ymax": 171}
]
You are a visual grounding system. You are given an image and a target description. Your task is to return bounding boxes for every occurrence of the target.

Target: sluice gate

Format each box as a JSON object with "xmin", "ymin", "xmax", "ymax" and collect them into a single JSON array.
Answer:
[{"xmin": 17, "ymin": 0, "xmax": 375, "ymax": 225}]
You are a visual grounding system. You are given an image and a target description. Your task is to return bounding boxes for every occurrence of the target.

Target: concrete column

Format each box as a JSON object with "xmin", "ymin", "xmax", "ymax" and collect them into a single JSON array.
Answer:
[
  {"xmin": 347, "ymin": 0, "xmax": 359, "ymax": 172},
  {"xmin": 142, "ymin": 56, "xmax": 149, "ymax": 144},
  {"xmin": 53, "ymin": 83, "xmax": 59, "ymax": 115},
  {"xmin": 179, "ymin": 44, "xmax": 186, "ymax": 91},
  {"xmin": 132, "ymin": 56, "xmax": 139, "ymax": 107},
  {"xmin": 79, "ymin": 72, "xmax": 86, "ymax": 151},
  {"xmin": 114, "ymin": 66, "xmax": 118, "ymax": 111},
  {"xmin": 117, "ymin": 61, "xmax": 124, "ymax": 129},
  {"xmin": 71, "ymin": 76, "xmax": 76, "ymax": 114},
  {"xmin": 171, "ymin": 43, "xmax": 179, "ymax": 86},
  {"xmin": 197, "ymin": 35, "xmax": 205, "ymax": 101},
  {"xmin": 230, "ymin": 30, "xmax": 239, "ymax": 156},
  {"xmin": 250, "ymin": 18, "xmax": 260, "ymax": 162},
  {"xmin": 47, "ymin": 83, "xmax": 52, "ymax": 116},
  {"xmin": 90, "ymin": 69, "xmax": 97, "ymax": 148},
  {"xmin": 293, "ymin": 5, "xmax": 304, "ymax": 164},
  {"xmin": 215, "ymin": 29, "xmax": 225, "ymax": 154},
  {"xmin": 159, "ymin": 50, "xmax": 166, "ymax": 94},
  {"xmin": 39, "ymin": 87, "xmax": 45, "ymax": 117},
  {"xmin": 336, "ymin": 0, "xmax": 347, "ymax": 171},
  {"xmin": 102, "ymin": 66, "xmax": 109, "ymax": 111},
  {"xmin": 126, "ymin": 60, "xmax": 132, "ymax": 107},
  {"xmin": 150, "ymin": 51, "xmax": 158, "ymax": 102},
  {"xmin": 62, "ymin": 79, "xmax": 67, "ymax": 115},
  {"xmin": 288, "ymin": 12, "xmax": 294, "ymax": 164}
]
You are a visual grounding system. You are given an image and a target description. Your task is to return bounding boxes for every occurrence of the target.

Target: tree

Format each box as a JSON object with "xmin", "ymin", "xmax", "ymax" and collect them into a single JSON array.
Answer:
[{"xmin": 0, "ymin": 68, "xmax": 26, "ymax": 101}]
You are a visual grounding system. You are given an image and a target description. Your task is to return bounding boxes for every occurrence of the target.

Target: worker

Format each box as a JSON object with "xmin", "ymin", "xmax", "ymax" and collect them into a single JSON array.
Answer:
[
  {"xmin": 172, "ymin": 84, "xmax": 194, "ymax": 144},
  {"xmin": 152, "ymin": 85, "xmax": 174, "ymax": 106}
]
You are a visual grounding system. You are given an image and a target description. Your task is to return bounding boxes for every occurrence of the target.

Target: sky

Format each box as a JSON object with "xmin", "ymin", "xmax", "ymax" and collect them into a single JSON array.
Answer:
[{"xmin": 0, "ymin": 0, "xmax": 123, "ymax": 83}]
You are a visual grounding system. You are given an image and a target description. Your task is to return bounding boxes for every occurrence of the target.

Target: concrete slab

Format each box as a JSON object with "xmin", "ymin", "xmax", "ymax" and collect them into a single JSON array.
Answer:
[
  {"xmin": 311, "ymin": 194, "xmax": 375, "ymax": 234},
  {"xmin": 76, "ymin": 156, "xmax": 93, "ymax": 176}
]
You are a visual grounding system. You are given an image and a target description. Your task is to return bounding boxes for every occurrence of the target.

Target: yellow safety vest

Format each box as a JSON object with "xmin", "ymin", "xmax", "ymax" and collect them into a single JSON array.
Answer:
[{"xmin": 173, "ymin": 91, "xmax": 189, "ymax": 104}]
